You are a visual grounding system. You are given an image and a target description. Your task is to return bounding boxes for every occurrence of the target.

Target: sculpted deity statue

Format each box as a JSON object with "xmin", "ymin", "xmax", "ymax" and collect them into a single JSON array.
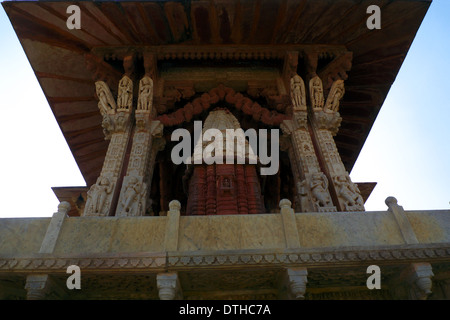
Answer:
[
  {"xmin": 334, "ymin": 175, "xmax": 364, "ymax": 210},
  {"xmin": 87, "ymin": 176, "xmax": 114, "ymax": 215},
  {"xmin": 309, "ymin": 76, "xmax": 324, "ymax": 111},
  {"xmin": 324, "ymin": 80, "xmax": 345, "ymax": 113},
  {"xmin": 137, "ymin": 76, "xmax": 154, "ymax": 112},
  {"xmin": 121, "ymin": 176, "xmax": 143, "ymax": 215},
  {"xmin": 95, "ymin": 81, "xmax": 116, "ymax": 115},
  {"xmin": 310, "ymin": 172, "xmax": 333, "ymax": 208},
  {"xmin": 117, "ymin": 76, "xmax": 133, "ymax": 110},
  {"xmin": 290, "ymin": 75, "xmax": 307, "ymax": 111}
]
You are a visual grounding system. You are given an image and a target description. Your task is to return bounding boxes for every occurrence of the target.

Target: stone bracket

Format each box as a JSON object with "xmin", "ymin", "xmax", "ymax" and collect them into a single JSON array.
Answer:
[
  {"xmin": 392, "ymin": 263, "xmax": 434, "ymax": 300},
  {"xmin": 156, "ymin": 272, "xmax": 183, "ymax": 300},
  {"xmin": 278, "ymin": 267, "xmax": 308, "ymax": 300}
]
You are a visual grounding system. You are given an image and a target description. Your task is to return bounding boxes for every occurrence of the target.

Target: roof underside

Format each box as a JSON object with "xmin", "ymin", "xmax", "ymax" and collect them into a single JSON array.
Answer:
[{"xmin": 3, "ymin": 0, "xmax": 431, "ymax": 187}]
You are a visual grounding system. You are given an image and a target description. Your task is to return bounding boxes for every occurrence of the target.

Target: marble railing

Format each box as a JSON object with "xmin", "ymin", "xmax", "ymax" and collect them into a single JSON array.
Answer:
[{"xmin": 1, "ymin": 197, "xmax": 449, "ymax": 258}]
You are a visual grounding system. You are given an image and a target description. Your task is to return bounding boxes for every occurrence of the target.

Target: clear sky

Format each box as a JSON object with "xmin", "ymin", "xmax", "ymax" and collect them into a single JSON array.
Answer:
[{"xmin": 0, "ymin": 1, "xmax": 449, "ymax": 218}]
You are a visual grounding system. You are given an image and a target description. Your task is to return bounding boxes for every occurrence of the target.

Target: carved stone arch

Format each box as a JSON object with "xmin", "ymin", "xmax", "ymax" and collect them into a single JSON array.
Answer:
[{"xmin": 156, "ymin": 84, "xmax": 289, "ymax": 128}]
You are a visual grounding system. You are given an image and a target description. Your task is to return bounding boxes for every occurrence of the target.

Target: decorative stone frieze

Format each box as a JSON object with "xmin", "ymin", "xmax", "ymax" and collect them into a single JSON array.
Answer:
[{"xmin": 1, "ymin": 244, "xmax": 450, "ymax": 274}]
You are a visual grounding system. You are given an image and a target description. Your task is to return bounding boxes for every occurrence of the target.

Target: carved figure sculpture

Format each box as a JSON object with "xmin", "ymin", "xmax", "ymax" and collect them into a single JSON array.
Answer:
[
  {"xmin": 290, "ymin": 75, "xmax": 306, "ymax": 111},
  {"xmin": 310, "ymin": 173, "xmax": 332, "ymax": 208},
  {"xmin": 324, "ymin": 80, "xmax": 345, "ymax": 113},
  {"xmin": 137, "ymin": 76, "xmax": 154, "ymax": 111},
  {"xmin": 121, "ymin": 176, "xmax": 143, "ymax": 215},
  {"xmin": 96, "ymin": 81, "xmax": 116, "ymax": 115},
  {"xmin": 117, "ymin": 76, "xmax": 133, "ymax": 110},
  {"xmin": 87, "ymin": 176, "xmax": 114, "ymax": 214},
  {"xmin": 115, "ymin": 115, "xmax": 127, "ymax": 132},
  {"xmin": 334, "ymin": 175, "xmax": 364, "ymax": 210},
  {"xmin": 297, "ymin": 179, "xmax": 311, "ymax": 212},
  {"xmin": 309, "ymin": 76, "xmax": 324, "ymax": 110},
  {"xmin": 101, "ymin": 114, "xmax": 114, "ymax": 139}
]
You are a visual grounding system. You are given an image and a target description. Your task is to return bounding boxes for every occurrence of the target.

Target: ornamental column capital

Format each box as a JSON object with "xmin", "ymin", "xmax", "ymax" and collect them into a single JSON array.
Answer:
[{"xmin": 311, "ymin": 110, "xmax": 342, "ymax": 136}]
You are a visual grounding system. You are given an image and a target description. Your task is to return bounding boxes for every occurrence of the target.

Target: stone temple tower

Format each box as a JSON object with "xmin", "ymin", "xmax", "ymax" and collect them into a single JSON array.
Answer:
[{"xmin": 184, "ymin": 108, "xmax": 264, "ymax": 215}]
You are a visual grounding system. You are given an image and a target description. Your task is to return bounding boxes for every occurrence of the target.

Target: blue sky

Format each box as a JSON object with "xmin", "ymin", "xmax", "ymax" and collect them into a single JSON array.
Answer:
[{"xmin": 0, "ymin": 1, "xmax": 449, "ymax": 218}]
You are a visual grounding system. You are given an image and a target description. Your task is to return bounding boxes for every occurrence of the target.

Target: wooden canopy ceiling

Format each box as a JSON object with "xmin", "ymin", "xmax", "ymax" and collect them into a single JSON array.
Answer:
[{"xmin": 3, "ymin": 0, "xmax": 431, "ymax": 188}]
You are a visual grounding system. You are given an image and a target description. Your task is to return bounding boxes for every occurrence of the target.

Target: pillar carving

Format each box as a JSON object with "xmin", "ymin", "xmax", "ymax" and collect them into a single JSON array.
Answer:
[
  {"xmin": 156, "ymin": 272, "xmax": 182, "ymax": 300},
  {"xmin": 279, "ymin": 267, "xmax": 308, "ymax": 300},
  {"xmin": 407, "ymin": 263, "xmax": 434, "ymax": 300},
  {"xmin": 281, "ymin": 75, "xmax": 335, "ymax": 213},
  {"xmin": 116, "ymin": 75, "xmax": 164, "ymax": 217},
  {"xmin": 393, "ymin": 263, "xmax": 434, "ymax": 300},
  {"xmin": 309, "ymin": 78, "xmax": 365, "ymax": 212},
  {"xmin": 83, "ymin": 78, "xmax": 133, "ymax": 217}
]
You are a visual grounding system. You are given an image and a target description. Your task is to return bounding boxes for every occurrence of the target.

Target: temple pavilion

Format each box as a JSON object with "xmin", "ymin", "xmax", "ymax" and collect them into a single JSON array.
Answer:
[{"xmin": 1, "ymin": 0, "xmax": 449, "ymax": 300}]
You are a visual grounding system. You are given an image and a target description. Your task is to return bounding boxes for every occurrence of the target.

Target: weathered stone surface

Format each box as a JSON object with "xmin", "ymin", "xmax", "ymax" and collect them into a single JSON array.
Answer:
[
  {"xmin": 0, "ymin": 218, "xmax": 49, "ymax": 255},
  {"xmin": 406, "ymin": 210, "xmax": 450, "ymax": 244}
]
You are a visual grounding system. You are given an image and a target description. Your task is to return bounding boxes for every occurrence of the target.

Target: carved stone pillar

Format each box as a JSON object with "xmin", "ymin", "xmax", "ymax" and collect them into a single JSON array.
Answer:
[
  {"xmin": 116, "ymin": 75, "xmax": 164, "ymax": 217},
  {"xmin": 309, "ymin": 78, "xmax": 364, "ymax": 212},
  {"xmin": 279, "ymin": 268, "xmax": 308, "ymax": 300},
  {"xmin": 156, "ymin": 272, "xmax": 182, "ymax": 300},
  {"xmin": 281, "ymin": 75, "xmax": 335, "ymax": 213},
  {"xmin": 83, "ymin": 78, "xmax": 133, "ymax": 217},
  {"xmin": 393, "ymin": 263, "xmax": 434, "ymax": 300},
  {"xmin": 24, "ymin": 275, "xmax": 65, "ymax": 300}
]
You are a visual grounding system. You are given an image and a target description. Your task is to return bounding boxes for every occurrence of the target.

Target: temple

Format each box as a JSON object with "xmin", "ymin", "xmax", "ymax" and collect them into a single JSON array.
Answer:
[{"xmin": 1, "ymin": 0, "xmax": 450, "ymax": 300}]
